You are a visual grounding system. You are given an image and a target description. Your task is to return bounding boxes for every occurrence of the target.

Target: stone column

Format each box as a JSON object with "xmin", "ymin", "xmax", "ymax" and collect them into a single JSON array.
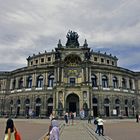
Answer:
[
  {"xmin": 16, "ymin": 77, "xmax": 19, "ymax": 89},
  {"xmin": 99, "ymin": 73, "xmax": 102, "ymax": 89},
  {"xmin": 89, "ymin": 67, "xmax": 91, "ymax": 86},
  {"xmin": 118, "ymin": 75, "xmax": 122, "ymax": 88},
  {"xmin": 45, "ymin": 72, "xmax": 48, "ymax": 87},
  {"xmin": 132, "ymin": 79, "xmax": 135, "ymax": 90},
  {"xmin": 10, "ymin": 79, "xmax": 13, "ymax": 90},
  {"xmin": 32, "ymin": 73, "xmax": 36, "ymax": 88},
  {"xmin": 23, "ymin": 75, "xmax": 27, "ymax": 88},
  {"xmin": 61, "ymin": 68, "xmax": 64, "ymax": 83},
  {"xmin": 109, "ymin": 73, "xmax": 112, "ymax": 88},
  {"xmin": 86, "ymin": 67, "xmax": 88, "ymax": 82},
  {"xmin": 81, "ymin": 68, "xmax": 83, "ymax": 83},
  {"xmin": 126, "ymin": 77, "xmax": 129, "ymax": 89}
]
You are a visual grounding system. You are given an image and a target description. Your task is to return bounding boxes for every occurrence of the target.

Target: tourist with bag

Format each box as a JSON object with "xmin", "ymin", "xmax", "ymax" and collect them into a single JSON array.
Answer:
[
  {"xmin": 4, "ymin": 118, "xmax": 16, "ymax": 140},
  {"xmin": 4, "ymin": 118, "xmax": 21, "ymax": 140}
]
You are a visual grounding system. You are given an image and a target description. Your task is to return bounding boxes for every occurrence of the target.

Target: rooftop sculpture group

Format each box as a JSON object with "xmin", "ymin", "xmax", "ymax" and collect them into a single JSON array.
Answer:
[{"xmin": 66, "ymin": 30, "xmax": 79, "ymax": 47}]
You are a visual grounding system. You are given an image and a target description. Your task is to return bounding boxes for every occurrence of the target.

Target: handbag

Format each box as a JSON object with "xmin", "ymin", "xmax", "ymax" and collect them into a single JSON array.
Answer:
[
  {"xmin": 15, "ymin": 131, "xmax": 21, "ymax": 140},
  {"xmin": 43, "ymin": 135, "xmax": 50, "ymax": 140}
]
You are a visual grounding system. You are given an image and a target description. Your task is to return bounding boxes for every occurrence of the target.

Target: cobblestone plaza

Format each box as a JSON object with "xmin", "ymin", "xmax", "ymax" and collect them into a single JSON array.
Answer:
[{"xmin": 0, "ymin": 118, "xmax": 140, "ymax": 140}]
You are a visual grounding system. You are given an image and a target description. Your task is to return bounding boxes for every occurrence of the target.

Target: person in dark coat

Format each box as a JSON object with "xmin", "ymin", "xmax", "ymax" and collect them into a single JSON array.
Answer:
[{"xmin": 136, "ymin": 113, "xmax": 139, "ymax": 123}]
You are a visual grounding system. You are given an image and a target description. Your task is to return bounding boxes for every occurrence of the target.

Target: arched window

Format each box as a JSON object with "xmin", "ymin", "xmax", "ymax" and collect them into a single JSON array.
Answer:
[
  {"xmin": 47, "ymin": 98, "xmax": 53, "ymax": 116},
  {"xmin": 132, "ymin": 100, "xmax": 135, "ymax": 106},
  {"xmin": 10, "ymin": 100, "xmax": 13, "ymax": 105},
  {"xmin": 104, "ymin": 98, "xmax": 110, "ymax": 105},
  {"xmin": 37, "ymin": 75, "xmax": 43, "ymax": 87},
  {"xmin": 91, "ymin": 75, "xmax": 97, "ymax": 87},
  {"xmin": 64, "ymin": 54, "xmax": 81, "ymax": 66},
  {"xmin": 129, "ymin": 79, "xmax": 133, "ymax": 90},
  {"xmin": 92, "ymin": 98, "xmax": 98, "ymax": 104},
  {"xmin": 27, "ymin": 76, "xmax": 32, "ymax": 88},
  {"xmin": 113, "ymin": 76, "xmax": 118, "ymax": 88},
  {"xmin": 125, "ymin": 99, "xmax": 128, "ymax": 105},
  {"xmin": 122, "ymin": 78, "xmax": 127, "ymax": 89},
  {"xmin": 25, "ymin": 99, "xmax": 30, "ymax": 105},
  {"xmin": 17, "ymin": 99, "xmax": 21, "ymax": 105},
  {"xmin": 12, "ymin": 79, "xmax": 16, "ymax": 90},
  {"xmin": 36, "ymin": 98, "xmax": 41, "ymax": 105},
  {"xmin": 18, "ymin": 78, "xmax": 23, "ymax": 89},
  {"xmin": 102, "ymin": 75, "xmax": 108, "ymax": 88},
  {"xmin": 48, "ymin": 74, "xmax": 54, "ymax": 87},
  {"xmin": 115, "ymin": 99, "xmax": 120, "ymax": 105}
]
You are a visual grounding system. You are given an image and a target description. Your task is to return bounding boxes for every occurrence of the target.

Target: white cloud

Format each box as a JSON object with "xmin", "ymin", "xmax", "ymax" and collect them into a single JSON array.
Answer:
[{"xmin": 0, "ymin": 0, "xmax": 140, "ymax": 71}]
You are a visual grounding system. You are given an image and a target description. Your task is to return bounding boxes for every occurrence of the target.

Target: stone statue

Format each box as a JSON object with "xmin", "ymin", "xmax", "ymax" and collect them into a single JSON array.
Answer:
[
  {"xmin": 85, "ymin": 51, "xmax": 91, "ymax": 60},
  {"xmin": 66, "ymin": 30, "xmax": 79, "ymax": 47},
  {"xmin": 55, "ymin": 51, "xmax": 61, "ymax": 60}
]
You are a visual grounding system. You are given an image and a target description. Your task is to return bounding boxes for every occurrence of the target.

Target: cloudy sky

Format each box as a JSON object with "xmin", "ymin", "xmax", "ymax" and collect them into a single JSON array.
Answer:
[{"xmin": 0, "ymin": 0, "xmax": 140, "ymax": 71}]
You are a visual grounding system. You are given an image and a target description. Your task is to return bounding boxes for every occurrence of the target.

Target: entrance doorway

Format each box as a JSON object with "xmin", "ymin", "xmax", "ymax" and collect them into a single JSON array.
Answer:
[
  {"xmin": 66, "ymin": 93, "xmax": 79, "ymax": 115},
  {"xmin": 69, "ymin": 102, "xmax": 76, "ymax": 112},
  {"xmin": 93, "ymin": 106, "xmax": 98, "ymax": 117},
  {"xmin": 104, "ymin": 106, "xmax": 110, "ymax": 117}
]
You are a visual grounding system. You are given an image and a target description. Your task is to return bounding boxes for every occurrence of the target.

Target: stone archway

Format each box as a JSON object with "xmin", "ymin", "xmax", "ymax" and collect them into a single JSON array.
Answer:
[
  {"xmin": 35, "ymin": 98, "xmax": 41, "ymax": 117},
  {"xmin": 66, "ymin": 93, "xmax": 79, "ymax": 115}
]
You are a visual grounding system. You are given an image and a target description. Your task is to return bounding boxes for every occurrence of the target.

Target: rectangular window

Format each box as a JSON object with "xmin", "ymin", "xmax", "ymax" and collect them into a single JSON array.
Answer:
[
  {"xmin": 107, "ymin": 60, "xmax": 109, "ymax": 64},
  {"xmin": 94, "ymin": 57, "xmax": 97, "ymax": 61},
  {"xmin": 70, "ymin": 78, "xmax": 75, "ymax": 85},
  {"xmin": 31, "ymin": 61, "xmax": 33, "ymax": 65},
  {"xmin": 35, "ymin": 60, "xmax": 38, "ymax": 64},
  {"xmin": 112, "ymin": 61, "xmax": 114, "ymax": 65},
  {"xmin": 41, "ymin": 58, "xmax": 44, "ymax": 63},
  {"xmin": 101, "ymin": 58, "xmax": 104, "ymax": 63},
  {"xmin": 48, "ymin": 57, "xmax": 51, "ymax": 61}
]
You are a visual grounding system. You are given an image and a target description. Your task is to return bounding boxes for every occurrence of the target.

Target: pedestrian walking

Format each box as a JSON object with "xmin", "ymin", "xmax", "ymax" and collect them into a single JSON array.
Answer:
[
  {"xmin": 45, "ymin": 117, "xmax": 59, "ymax": 140},
  {"xmin": 49, "ymin": 113, "xmax": 55, "ymax": 121},
  {"xmin": 4, "ymin": 118, "xmax": 16, "ymax": 140},
  {"xmin": 70, "ymin": 112, "xmax": 74, "ymax": 125},
  {"xmin": 97, "ymin": 117, "xmax": 104, "ymax": 136},
  {"xmin": 94, "ymin": 117, "xmax": 99, "ymax": 134},
  {"xmin": 136, "ymin": 113, "xmax": 139, "ymax": 123},
  {"xmin": 64, "ymin": 113, "xmax": 68, "ymax": 125},
  {"xmin": 49, "ymin": 118, "xmax": 59, "ymax": 140},
  {"xmin": 88, "ymin": 114, "xmax": 91, "ymax": 123}
]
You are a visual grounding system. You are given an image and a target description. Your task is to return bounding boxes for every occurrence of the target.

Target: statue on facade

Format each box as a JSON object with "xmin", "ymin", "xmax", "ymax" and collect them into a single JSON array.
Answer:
[
  {"xmin": 85, "ymin": 51, "xmax": 91, "ymax": 60},
  {"xmin": 83, "ymin": 39, "xmax": 88, "ymax": 48},
  {"xmin": 66, "ymin": 30, "xmax": 79, "ymax": 47},
  {"xmin": 57, "ymin": 39, "xmax": 62, "ymax": 48},
  {"xmin": 55, "ymin": 51, "xmax": 61, "ymax": 60}
]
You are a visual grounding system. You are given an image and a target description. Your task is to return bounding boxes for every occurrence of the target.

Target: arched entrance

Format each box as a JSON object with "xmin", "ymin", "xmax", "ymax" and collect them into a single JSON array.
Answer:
[
  {"xmin": 35, "ymin": 98, "xmax": 41, "ymax": 117},
  {"xmin": 92, "ymin": 97, "xmax": 98, "ymax": 117},
  {"xmin": 16, "ymin": 99, "xmax": 21, "ymax": 116},
  {"xmin": 47, "ymin": 98, "xmax": 53, "ymax": 116},
  {"xmin": 25, "ymin": 99, "xmax": 30, "ymax": 116},
  {"xmin": 115, "ymin": 99, "xmax": 120, "ymax": 116},
  {"xmin": 104, "ymin": 98, "xmax": 110, "ymax": 117},
  {"xmin": 66, "ymin": 93, "xmax": 79, "ymax": 115}
]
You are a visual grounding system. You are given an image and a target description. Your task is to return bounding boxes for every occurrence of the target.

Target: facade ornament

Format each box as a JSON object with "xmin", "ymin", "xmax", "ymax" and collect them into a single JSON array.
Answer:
[
  {"xmin": 55, "ymin": 51, "xmax": 61, "ymax": 60},
  {"xmin": 57, "ymin": 39, "xmax": 62, "ymax": 48},
  {"xmin": 85, "ymin": 51, "xmax": 91, "ymax": 60},
  {"xmin": 83, "ymin": 39, "xmax": 88, "ymax": 48},
  {"xmin": 66, "ymin": 30, "xmax": 79, "ymax": 47}
]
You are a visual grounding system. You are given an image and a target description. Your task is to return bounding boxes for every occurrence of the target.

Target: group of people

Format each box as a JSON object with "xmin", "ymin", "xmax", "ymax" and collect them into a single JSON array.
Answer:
[
  {"xmin": 93, "ymin": 117, "xmax": 104, "ymax": 136},
  {"xmin": 64, "ymin": 112, "xmax": 74, "ymax": 125},
  {"xmin": 4, "ymin": 113, "xmax": 105, "ymax": 140}
]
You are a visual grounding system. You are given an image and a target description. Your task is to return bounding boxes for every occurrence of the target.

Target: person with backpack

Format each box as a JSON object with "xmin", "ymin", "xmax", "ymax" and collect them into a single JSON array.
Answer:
[
  {"xmin": 97, "ymin": 117, "xmax": 104, "ymax": 136},
  {"xmin": 64, "ymin": 112, "xmax": 68, "ymax": 125},
  {"xmin": 94, "ymin": 117, "xmax": 99, "ymax": 134}
]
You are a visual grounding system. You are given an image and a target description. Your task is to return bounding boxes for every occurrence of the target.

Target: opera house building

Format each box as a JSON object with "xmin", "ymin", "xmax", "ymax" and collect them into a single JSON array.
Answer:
[{"xmin": 0, "ymin": 31, "xmax": 140, "ymax": 118}]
